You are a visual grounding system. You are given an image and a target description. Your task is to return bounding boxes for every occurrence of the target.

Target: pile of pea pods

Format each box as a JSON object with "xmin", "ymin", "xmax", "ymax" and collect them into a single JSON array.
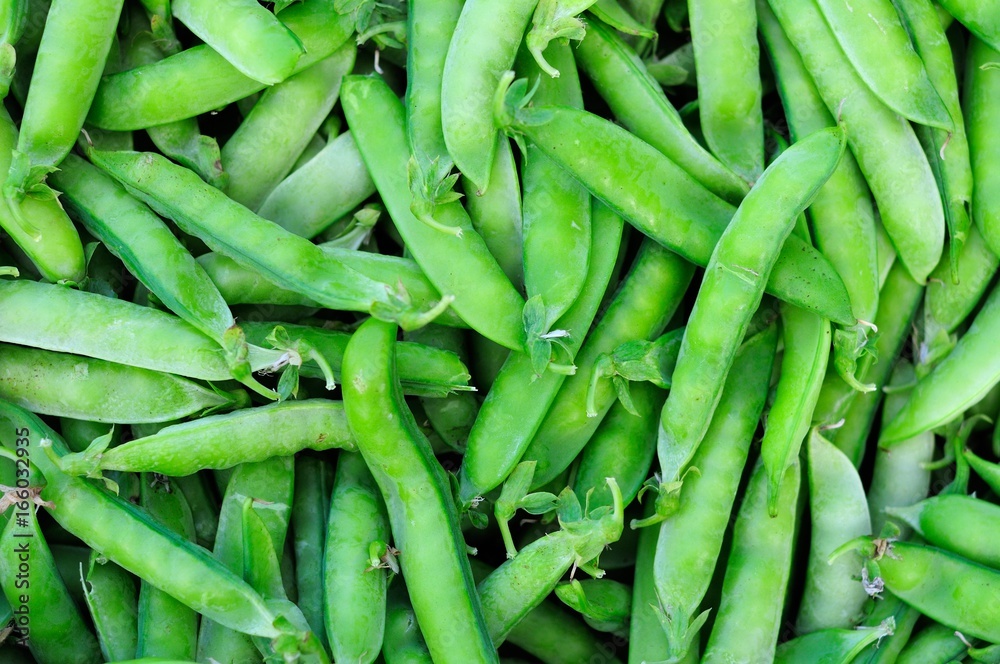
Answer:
[{"xmin": 2, "ymin": 0, "xmax": 1000, "ymax": 662}]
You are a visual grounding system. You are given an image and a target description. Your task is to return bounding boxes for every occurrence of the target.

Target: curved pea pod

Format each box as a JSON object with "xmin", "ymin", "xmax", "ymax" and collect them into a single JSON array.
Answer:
[
  {"xmin": 965, "ymin": 449, "xmax": 1000, "ymax": 496},
  {"xmin": 324, "ymin": 451, "xmax": 391, "ymax": 664},
  {"xmin": 701, "ymin": 458, "xmax": 801, "ymax": 664},
  {"xmin": 575, "ymin": 16, "xmax": 748, "ymax": 204},
  {"xmin": 342, "ymin": 75, "xmax": 526, "ymax": 353},
  {"xmin": 965, "ymin": 37, "xmax": 1000, "ymax": 259},
  {"xmin": 555, "ymin": 579, "xmax": 630, "ymax": 635},
  {"xmin": 341, "ymin": 317, "xmax": 498, "ymax": 664},
  {"xmin": 221, "ymin": 41, "xmax": 354, "ymax": 210},
  {"xmin": 767, "ymin": 0, "xmax": 945, "ymax": 285},
  {"xmin": 59, "ymin": 400, "xmax": 354, "ymax": 477},
  {"xmin": 440, "ymin": 0, "xmax": 537, "ymax": 193},
  {"xmin": 653, "ymin": 322, "xmax": 777, "ymax": 661},
  {"xmin": 257, "ymin": 131, "xmax": 376, "ymax": 239},
  {"xmin": 630, "ymin": 501, "xmax": 669, "ymax": 664},
  {"xmin": 658, "ymin": 127, "xmax": 845, "ymax": 502},
  {"xmin": 896, "ymin": 623, "xmax": 969, "ymax": 664},
  {"xmin": 81, "ymin": 551, "xmax": 139, "ymax": 661},
  {"xmin": 880, "ymin": 281, "xmax": 1000, "ymax": 445},
  {"xmin": 0, "ymin": 402, "xmax": 294, "ymax": 642},
  {"xmin": 86, "ymin": 148, "xmax": 453, "ymax": 330},
  {"xmin": 588, "ymin": 0, "xmax": 657, "ymax": 38},
  {"xmin": 88, "ymin": 0, "xmax": 353, "ymax": 130},
  {"xmin": 775, "ymin": 619, "xmax": 896, "ymax": 663},
  {"xmin": 855, "ymin": 538, "xmax": 1000, "ymax": 643},
  {"xmin": 0, "ymin": 343, "xmax": 246, "ymax": 424},
  {"xmin": 923, "ymin": 226, "xmax": 999, "ymax": 344},
  {"xmin": 242, "ymin": 321, "xmax": 474, "ymax": 399},
  {"xmin": 815, "ymin": 0, "xmax": 951, "ymax": 129},
  {"xmin": 885, "ymin": 495, "xmax": 1000, "ymax": 570},
  {"xmin": 796, "ymin": 430, "xmax": 871, "ymax": 634},
  {"xmin": 688, "ymin": 0, "xmax": 764, "ymax": 183},
  {"xmin": 0, "ymin": 493, "xmax": 103, "ymax": 664},
  {"xmin": 0, "ymin": 104, "xmax": 85, "ymax": 284},
  {"xmin": 172, "ymin": 0, "xmax": 303, "ymax": 85},
  {"xmin": 382, "ymin": 581, "xmax": 433, "ymax": 664},
  {"xmin": 761, "ymin": 303, "xmax": 830, "ymax": 516},
  {"xmin": 937, "ymin": 0, "xmax": 1000, "ymax": 51},
  {"xmin": 496, "ymin": 78, "xmax": 856, "ymax": 325}
]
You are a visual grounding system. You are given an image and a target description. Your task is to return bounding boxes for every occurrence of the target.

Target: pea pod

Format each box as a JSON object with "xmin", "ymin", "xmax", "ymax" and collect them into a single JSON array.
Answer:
[
  {"xmin": 775, "ymin": 619, "xmax": 896, "ymax": 663},
  {"xmin": 81, "ymin": 551, "xmax": 139, "ymax": 661},
  {"xmin": 965, "ymin": 37, "xmax": 1000, "ymax": 258},
  {"xmin": 342, "ymin": 75, "xmax": 526, "ymax": 352},
  {"xmin": 555, "ymin": 578, "xmax": 630, "ymax": 634},
  {"xmin": 497, "ymin": 77, "xmax": 856, "ymax": 325},
  {"xmin": 896, "ymin": 623, "xmax": 969, "ymax": 664},
  {"xmin": 629, "ymin": 501, "xmax": 669, "ymax": 664},
  {"xmin": 658, "ymin": 127, "xmax": 845, "ymax": 503},
  {"xmin": 88, "ymin": 0, "xmax": 353, "ymax": 130},
  {"xmin": 886, "ymin": 495, "xmax": 1000, "ymax": 570},
  {"xmin": 341, "ymin": 317, "xmax": 498, "ymax": 664},
  {"xmin": 937, "ymin": 0, "xmax": 1000, "ymax": 51}
]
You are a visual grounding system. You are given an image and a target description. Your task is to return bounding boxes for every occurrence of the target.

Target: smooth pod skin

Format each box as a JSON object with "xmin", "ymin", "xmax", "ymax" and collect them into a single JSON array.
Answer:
[
  {"xmin": 341, "ymin": 317, "xmax": 498, "ymax": 664},
  {"xmin": 688, "ymin": 0, "xmax": 763, "ymax": 183},
  {"xmin": 291, "ymin": 457, "xmax": 330, "ymax": 648},
  {"xmin": 653, "ymin": 323, "xmax": 777, "ymax": 661},
  {"xmin": 441, "ymin": 0, "xmax": 538, "ymax": 192},
  {"xmin": 767, "ymin": 0, "xmax": 944, "ymax": 285},
  {"xmin": 965, "ymin": 449, "xmax": 1000, "ymax": 496},
  {"xmin": 658, "ymin": 127, "xmax": 845, "ymax": 491},
  {"xmin": 924, "ymin": 226, "xmax": 999, "ymax": 337},
  {"xmin": 796, "ymin": 431, "xmax": 871, "ymax": 633},
  {"xmin": 775, "ymin": 621, "xmax": 895, "ymax": 663},
  {"xmin": 81, "ymin": 551, "xmax": 139, "ymax": 661},
  {"xmin": 501, "ymin": 100, "xmax": 855, "ymax": 325},
  {"xmin": 887, "ymin": 495, "xmax": 1000, "ymax": 569},
  {"xmin": 895, "ymin": 623, "xmax": 969, "ymax": 664},
  {"xmin": 405, "ymin": 325, "xmax": 478, "ymax": 451},
  {"xmin": 171, "ymin": 0, "xmax": 303, "ymax": 85},
  {"xmin": 457, "ymin": 201, "xmax": 624, "ymax": 503},
  {"xmin": 870, "ymin": 540, "xmax": 1000, "ymax": 642},
  {"xmin": 630, "ymin": 502, "xmax": 669, "ymax": 664},
  {"xmin": 0, "ymin": 500, "xmax": 103, "ymax": 664},
  {"xmin": 14, "ymin": 0, "xmax": 122, "ymax": 168},
  {"xmin": 517, "ymin": 42, "xmax": 591, "ymax": 330},
  {"xmin": 88, "ymin": 0, "xmax": 352, "ymax": 130},
  {"xmin": 324, "ymin": 452, "xmax": 390, "ymax": 664},
  {"xmin": 575, "ymin": 17, "xmax": 749, "ymax": 204},
  {"xmin": 0, "ymin": 402, "xmax": 286, "ymax": 639},
  {"xmin": 701, "ymin": 459, "xmax": 801, "ymax": 664},
  {"xmin": 0, "ymin": 106, "xmax": 85, "ymax": 283},
  {"xmin": 382, "ymin": 583, "xmax": 433, "ymax": 664},
  {"xmin": 851, "ymin": 591, "xmax": 920, "ymax": 664},
  {"xmin": 80, "ymin": 400, "xmax": 354, "ymax": 476},
  {"xmin": 881, "ymin": 281, "xmax": 1000, "ymax": 445},
  {"xmin": 965, "ymin": 37, "xmax": 1000, "ymax": 258},
  {"xmin": 257, "ymin": 131, "xmax": 376, "ymax": 239},
  {"xmin": 342, "ymin": 75, "xmax": 526, "ymax": 352},
  {"xmin": 136, "ymin": 474, "xmax": 199, "ymax": 660},
  {"xmin": 815, "ymin": 0, "xmax": 950, "ymax": 128},
  {"xmin": 937, "ymin": 0, "xmax": 1000, "ymax": 51},
  {"xmin": 761, "ymin": 303, "xmax": 830, "ymax": 516},
  {"xmin": 222, "ymin": 41, "xmax": 354, "ymax": 210},
  {"xmin": 0, "ymin": 343, "xmax": 243, "ymax": 423}
]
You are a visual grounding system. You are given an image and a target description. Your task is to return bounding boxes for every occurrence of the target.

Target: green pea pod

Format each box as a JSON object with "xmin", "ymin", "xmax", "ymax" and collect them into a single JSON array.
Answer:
[
  {"xmin": 653, "ymin": 322, "xmax": 777, "ymax": 661},
  {"xmin": 342, "ymin": 75, "xmax": 527, "ymax": 352},
  {"xmin": 629, "ymin": 501, "xmax": 669, "ymax": 664},
  {"xmin": 688, "ymin": 0, "xmax": 763, "ymax": 183},
  {"xmin": 496, "ymin": 77, "xmax": 856, "ymax": 325},
  {"xmin": 172, "ymin": 472, "xmax": 220, "ymax": 549},
  {"xmin": 588, "ymin": 0, "xmax": 656, "ymax": 37},
  {"xmin": 136, "ymin": 474, "xmax": 199, "ymax": 660},
  {"xmin": 575, "ymin": 17, "xmax": 748, "ymax": 204},
  {"xmin": 81, "ymin": 551, "xmax": 139, "ymax": 661},
  {"xmin": 0, "ymin": 344, "xmax": 246, "ymax": 424},
  {"xmin": 86, "ymin": 148, "xmax": 453, "ymax": 330},
  {"xmin": 89, "ymin": 0, "xmax": 353, "ymax": 130},
  {"xmin": 555, "ymin": 578, "xmax": 631, "ymax": 634},
  {"xmin": 767, "ymin": 0, "xmax": 945, "ymax": 284},
  {"xmin": 880, "ymin": 280, "xmax": 1000, "ymax": 445},
  {"xmin": 923, "ymin": 226, "xmax": 999, "ymax": 343},
  {"xmin": 341, "ymin": 317, "xmax": 498, "ymax": 664},
  {"xmin": 324, "ymin": 451, "xmax": 391, "ymax": 664},
  {"xmin": 701, "ymin": 458, "xmax": 801, "ymax": 663},
  {"xmin": 761, "ymin": 303, "xmax": 830, "ymax": 516},
  {"xmin": 965, "ymin": 448, "xmax": 1000, "ymax": 496},
  {"xmin": 856, "ymin": 539, "xmax": 1000, "ymax": 643},
  {"xmin": 796, "ymin": 430, "xmax": 871, "ymax": 633},
  {"xmin": 440, "ymin": 0, "xmax": 537, "ymax": 192},
  {"xmin": 61, "ymin": 400, "xmax": 353, "ymax": 477},
  {"xmin": 658, "ymin": 127, "xmax": 845, "ymax": 502},
  {"xmin": 221, "ymin": 41, "xmax": 355, "ymax": 210},
  {"xmin": 382, "ymin": 581, "xmax": 433, "ymax": 664},
  {"xmin": 775, "ymin": 619, "xmax": 896, "ymax": 663},
  {"xmin": 886, "ymin": 495, "xmax": 1000, "ymax": 569},
  {"xmin": 965, "ymin": 37, "xmax": 1000, "ymax": 258},
  {"xmin": 937, "ymin": 0, "xmax": 1000, "ymax": 51},
  {"xmin": 896, "ymin": 623, "xmax": 969, "ymax": 664},
  {"xmin": 258, "ymin": 131, "xmax": 376, "ymax": 239},
  {"xmin": 0, "ymin": 492, "xmax": 102, "ymax": 664},
  {"xmin": 291, "ymin": 457, "xmax": 330, "ymax": 650},
  {"xmin": 457, "ymin": 200, "xmax": 624, "ymax": 504}
]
